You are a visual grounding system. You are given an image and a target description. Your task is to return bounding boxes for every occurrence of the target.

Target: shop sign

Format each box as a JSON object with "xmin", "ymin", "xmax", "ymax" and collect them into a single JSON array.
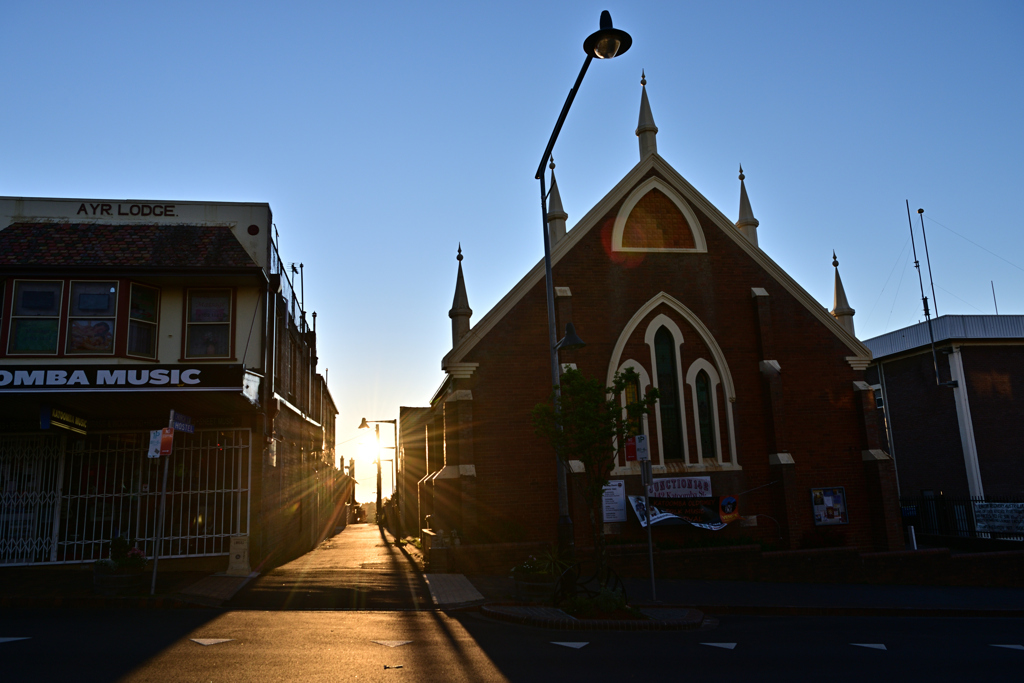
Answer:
[
  {"xmin": 39, "ymin": 405, "xmax": 87, "ymax": 435},
  {"xmin": 811, "ymin": 487, "xmax": 849, "ymax": 525},
  {"xmin": 0, "ymin": 365, "xmax": 244, "ymax": 393}
]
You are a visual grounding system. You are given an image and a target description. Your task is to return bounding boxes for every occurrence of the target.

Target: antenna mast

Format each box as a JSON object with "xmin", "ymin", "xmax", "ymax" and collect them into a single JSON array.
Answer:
[
  {"xmin": 917, "ymin": 208, "xmax": 938, "ymax": 316},
  {"xmin": 907, "ymin": 200, "xmax": 943, "ymax": 387}
]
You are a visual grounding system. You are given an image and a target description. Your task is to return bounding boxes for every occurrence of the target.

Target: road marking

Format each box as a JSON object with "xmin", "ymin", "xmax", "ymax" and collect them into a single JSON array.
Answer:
[
  {"xmin": 372, "ymin": 640, "xmax": 412, "ymax": 648},
  {"xmin": 701, "ymin": 643, "xmax": 736, "ymax": 650},
  {"xmin": 991, "ymin": 644, "xmax": 1024, "ymax": 650},
  {"xmin": 191, "ymin": 639, "xmax": 234, "ymax": 646},
  {"xmin": 850, "ymin": 643, "xmax": 887, "ymax": 650},
  {"xmin": 552, "ymin": 642, "xmax": 588, "ymax": 649},
  {"xmin": 0, "ymin": 638, "xmax": 30, "ymax": 644}
]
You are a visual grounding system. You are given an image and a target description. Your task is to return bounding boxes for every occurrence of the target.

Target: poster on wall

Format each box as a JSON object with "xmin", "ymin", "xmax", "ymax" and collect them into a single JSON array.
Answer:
[
  {"xmin": 602, "ymin": 480, "xmax": 627, "ymax": 523},
  {"xmin": 811, "ymin": 487, "xmax": 849, "ymax": 526},
  {"xmin": 973, "ymin": 502, "xmax": 1024, "ymax": 534},
  {"xmin": 627, "ymin": 495, "xmax": 738, "ymax": 530}
]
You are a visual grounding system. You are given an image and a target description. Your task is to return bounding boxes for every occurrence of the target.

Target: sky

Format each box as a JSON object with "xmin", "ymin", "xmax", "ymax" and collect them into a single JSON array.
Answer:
[{"xmin": 3, "ymin": 1, "xmax": 1022, "ymax": 502}]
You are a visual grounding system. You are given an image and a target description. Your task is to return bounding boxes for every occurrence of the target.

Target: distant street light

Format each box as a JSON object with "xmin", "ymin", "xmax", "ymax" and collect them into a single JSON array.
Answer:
[
  {"xmin": 535, "ymin": 10, "xmax": 631, "ymax": 561},
  {"xmin": 358, "ymin": 417, "xmax": 400, "ymax": 540}
]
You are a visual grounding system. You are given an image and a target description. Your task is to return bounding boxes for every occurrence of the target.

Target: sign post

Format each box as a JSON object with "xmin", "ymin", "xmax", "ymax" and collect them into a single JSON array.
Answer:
[
  {"xmin": 150, "ymin": 410, "xmax": 185, "ymax": 595},
  {"xmin": 636, "ymin": 431, "xmax": 656, "ymax": 601}
]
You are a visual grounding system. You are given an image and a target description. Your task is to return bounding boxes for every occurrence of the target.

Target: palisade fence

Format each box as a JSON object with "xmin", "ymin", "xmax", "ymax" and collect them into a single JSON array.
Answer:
[
  {"xmin": 0, "ymin": 429, "xmax": 250, "ymax": 566},
  {"xmin": 900, "ymin": 495, "xmax": 1024, "ymax": 542}
]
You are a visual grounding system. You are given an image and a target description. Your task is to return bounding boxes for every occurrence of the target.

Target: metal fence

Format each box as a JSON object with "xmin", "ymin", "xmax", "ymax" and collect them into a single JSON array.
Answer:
[
  {"xmin": 900, "ymin": 495, "xmax": 1024, "ymax": 542},
  {"xmin": 0, "ymin": 429, "xmax": 250, "ymax": 565}
]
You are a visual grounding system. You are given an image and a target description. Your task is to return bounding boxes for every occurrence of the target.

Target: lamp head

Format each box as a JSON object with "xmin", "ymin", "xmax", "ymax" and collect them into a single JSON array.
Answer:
[
  {"xmin": 358, "ymin": 418, "xmax": 370, "ymax": 429},
  {"xmin": 583, "ymin": 10, "xmax": 632, "ymax": 59},
  {"xmin": 556, "ymin": 322, "xmax": 586, "ymax": 351}
]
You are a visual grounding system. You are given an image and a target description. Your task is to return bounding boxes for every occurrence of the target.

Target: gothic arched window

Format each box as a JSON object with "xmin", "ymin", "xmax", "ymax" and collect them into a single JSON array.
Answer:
[
  {"xmin": 654, "ymin": 326, "xmax": 683, "ymax": 460},
  {"xmin": 695, "ymin": 369, "xmax": 716, "ymax": 460}
]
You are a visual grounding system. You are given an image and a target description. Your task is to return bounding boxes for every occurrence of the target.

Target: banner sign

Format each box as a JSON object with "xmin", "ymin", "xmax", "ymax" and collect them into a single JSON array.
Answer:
[
  {"xmin": 973, "ymin": 502, "xmax": 1024, "ymax": 534},
  {"xmin": 646, "ymin": 476, "xmax": 712, "ymax": 498},
  {"xmin": 602, "ymin": 480, "xmax": 627, "ymax": 523},
  {"xmin": 0, "ymin": 365, "xmax": 244, "ymax": 393},
  {"xmin": 628, "ymin": 495, "xmax": 738, "ymax": 530},
  {"xmin": 811, "ymin": 487, "xmax": 849, "ymax": 526}
]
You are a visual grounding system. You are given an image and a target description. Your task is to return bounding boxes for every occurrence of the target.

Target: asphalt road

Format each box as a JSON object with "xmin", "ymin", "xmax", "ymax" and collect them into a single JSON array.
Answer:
[{"xmin": 3, "ymin": 608, "xmax": 1024, "ymax": 682}]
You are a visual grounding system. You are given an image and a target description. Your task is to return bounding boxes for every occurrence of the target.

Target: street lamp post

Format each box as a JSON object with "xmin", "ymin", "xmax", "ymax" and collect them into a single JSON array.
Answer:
[
  {"xmin": 358, "ymin": 418, "xmax": 401, "ymax": 542},
  {"xmin": 536, "ymin": 11, "xmax": 631, "ymax": 561}
]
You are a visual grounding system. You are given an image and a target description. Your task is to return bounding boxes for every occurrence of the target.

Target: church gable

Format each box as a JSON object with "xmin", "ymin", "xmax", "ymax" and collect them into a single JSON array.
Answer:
[{"xmin": 611, "ymin": 176, "xmax": 705, "ymax": 253}]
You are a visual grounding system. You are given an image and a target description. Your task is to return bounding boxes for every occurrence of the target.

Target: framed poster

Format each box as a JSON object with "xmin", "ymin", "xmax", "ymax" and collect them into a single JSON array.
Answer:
[{"xmin": 811, "ymin": 486, "xmax": 848, "ymax": 526}]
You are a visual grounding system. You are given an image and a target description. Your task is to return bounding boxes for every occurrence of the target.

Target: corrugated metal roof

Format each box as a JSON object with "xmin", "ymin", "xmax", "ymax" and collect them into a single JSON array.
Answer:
[{"xmin": 863, "ymin": 315, "xmax": 1024, "ymax": 359}]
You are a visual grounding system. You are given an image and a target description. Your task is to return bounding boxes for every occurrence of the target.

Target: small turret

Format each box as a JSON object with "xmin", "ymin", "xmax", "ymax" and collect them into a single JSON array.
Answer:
[
  {"xmin": 831, "ymin": 251, "xmax": 856, "ymax": 336},
  {"xmin": 636, "ymin": 71, "xmax": 658, "ymax": 159},
  {"xmin": 736, "ymin": 165, "xmax": 760, "ymax": 247},
  {"xmin": 547, "ymin": 158, "xmax": 568, "ymax": 246},
  {"xmin": 449, "ymin": 245, "xmax": 472, "ymax": 346}
]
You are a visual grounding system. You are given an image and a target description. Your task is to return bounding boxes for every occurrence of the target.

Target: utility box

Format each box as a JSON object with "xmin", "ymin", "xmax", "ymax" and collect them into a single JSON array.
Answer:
[{"xmin": 226, "ymin": 535, "xmax": 251, "ymax": 576}]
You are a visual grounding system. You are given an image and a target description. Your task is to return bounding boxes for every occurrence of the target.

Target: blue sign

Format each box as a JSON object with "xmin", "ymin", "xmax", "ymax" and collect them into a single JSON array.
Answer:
[{"xmin": 170, "ymin": 410, "xmax": 195, "ymax": 434}]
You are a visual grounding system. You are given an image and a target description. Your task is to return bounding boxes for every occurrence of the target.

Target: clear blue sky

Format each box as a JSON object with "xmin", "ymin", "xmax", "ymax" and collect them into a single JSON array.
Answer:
[{"xmin": 4, "ymin": 1, "xmax": 1022, "ymax": 501}]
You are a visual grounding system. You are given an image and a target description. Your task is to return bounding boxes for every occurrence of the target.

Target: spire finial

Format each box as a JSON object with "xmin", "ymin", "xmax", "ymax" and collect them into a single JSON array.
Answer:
[
  {"xmin": 738, "ymin": 164, "xmax": 744, "ymax": 181},
  {"xmin": 832, "ymin": 250, "xmax": 838, "ymax": 268},
  {"xmin": 549, "ymin": 155, "xmax": 555, "ymax": 171},
  {"xmin": 457, "ymin": 243, "xmax": 463, "ymax": 262},
  {"xmin": 636, "ymin": 72, "xmax": 658, "ymax": 158}
]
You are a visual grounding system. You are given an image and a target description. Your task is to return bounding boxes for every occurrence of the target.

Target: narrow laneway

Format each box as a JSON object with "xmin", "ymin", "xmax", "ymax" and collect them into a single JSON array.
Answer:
[{"xmin": 227, "ymin": 523, "xmax": 429, "ymax": 610}]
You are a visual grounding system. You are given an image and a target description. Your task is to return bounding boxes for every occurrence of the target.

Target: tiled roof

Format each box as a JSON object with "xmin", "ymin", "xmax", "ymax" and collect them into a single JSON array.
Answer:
[{"xmin": 0, "ymin": 223, "xmax": 259, "ymax": 268}]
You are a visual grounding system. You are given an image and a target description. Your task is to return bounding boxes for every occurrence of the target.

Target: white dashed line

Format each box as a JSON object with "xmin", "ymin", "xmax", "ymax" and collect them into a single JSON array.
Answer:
[
  {"xmin": 701, "ymin": 643, "xmax": 737, "ymax": 650},
  {"xmin": 0, "ymin": 638, "xmax": 30, "ymax": 644},
  {"xmin": 991, "ymin": 644, "xmax": 1024, "ymax": 651},
  {"xmin": 552, "ymin": 642, "xmax": 588, "ymax": 649},
  {"xmin": 850, "ymin": 643, "xmax": 886, "ymax": 650}
]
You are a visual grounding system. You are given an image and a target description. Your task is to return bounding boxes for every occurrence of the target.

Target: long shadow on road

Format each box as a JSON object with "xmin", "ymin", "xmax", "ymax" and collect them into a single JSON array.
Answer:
[{"xmin": 227, "ymin": 523, "xmax": 430, "ymax": 610}]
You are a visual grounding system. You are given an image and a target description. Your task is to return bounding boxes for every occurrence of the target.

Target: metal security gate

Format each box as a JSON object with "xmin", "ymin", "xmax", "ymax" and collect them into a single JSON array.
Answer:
[
  {"xmin": 0, "ymin": 435, "xmax": 66, "ymax": 564},
  {"xmin": 0, "ymin": 429, "xmax": 250, "ymax": 565}
]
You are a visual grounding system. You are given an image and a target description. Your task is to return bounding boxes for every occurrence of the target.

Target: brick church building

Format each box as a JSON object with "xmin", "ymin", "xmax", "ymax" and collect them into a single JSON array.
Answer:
[{"xmin": 415, "ymin": 79, "xmax": 902, "ymax": 553}]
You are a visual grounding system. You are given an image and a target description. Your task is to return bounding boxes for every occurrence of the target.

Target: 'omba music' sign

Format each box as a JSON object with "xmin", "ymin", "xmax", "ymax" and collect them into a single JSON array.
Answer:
[{"xmin": 0, "ymin": 365, "xmax": 243, "ymax": 392}]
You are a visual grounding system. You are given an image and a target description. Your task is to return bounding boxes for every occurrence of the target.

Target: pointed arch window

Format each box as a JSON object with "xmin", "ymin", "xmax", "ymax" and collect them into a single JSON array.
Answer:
[
  {"xmin": 654, "ymin": 326, "xmax": 683, "ymax": 460},
  {"xmin": 695, "ymin": 369, "xmax": 716, "ymax": 460}
]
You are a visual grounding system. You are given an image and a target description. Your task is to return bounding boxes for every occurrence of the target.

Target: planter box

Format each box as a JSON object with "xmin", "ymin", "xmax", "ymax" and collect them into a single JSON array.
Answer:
[
  {"xmin": 93, "ymin": 568, "xmax": 146, "ymax": 596},
  {"xmin": 514, "ymin": 575, "xmax": 558, "ymax": 604}
]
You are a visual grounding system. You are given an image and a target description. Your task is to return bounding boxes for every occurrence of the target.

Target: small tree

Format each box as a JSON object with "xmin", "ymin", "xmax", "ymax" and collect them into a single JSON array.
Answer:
[{"xmin": 532, "ymin": 367, "xmax": 658, "ymax": 576}]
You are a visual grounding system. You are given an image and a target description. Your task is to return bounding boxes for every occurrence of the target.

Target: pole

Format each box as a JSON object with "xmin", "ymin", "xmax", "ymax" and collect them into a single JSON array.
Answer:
[
  {"xmin": 375, "ymin": 424, "xmax": 382, "ymax": 526},
  {"xmin": 151, "ymin": 410, "xmax": 173, "ymax": 595},
  {"xmin": 641, "ymin": 458, "xmax": 656, "ymax": 601},
  {"xmin": 917, "ymin": 209, "xmax": 938, "ymax": 316},
  {"xmin": 907, "ymin": 201, "xmax": 941, "ymax": 386},
  {"xmin": 536, "ymin": 57, "xmax": 594, "ymax": 563},
  {"xmin": 393, "ymin": 421, "xmax": 402, "ymax": 542}
]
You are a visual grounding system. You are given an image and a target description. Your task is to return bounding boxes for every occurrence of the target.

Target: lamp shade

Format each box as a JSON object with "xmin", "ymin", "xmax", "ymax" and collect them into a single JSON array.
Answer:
[
  {"xmin": 556, "ymin": 322, "xmax": 586, "ymax": 351},
  {"xmin": 583, "ymin": 11, "xmax": 632, "ymax": 59},
  {"xmin": 358, "ymin": 418, "xmax": 370, "ymax": 429}
]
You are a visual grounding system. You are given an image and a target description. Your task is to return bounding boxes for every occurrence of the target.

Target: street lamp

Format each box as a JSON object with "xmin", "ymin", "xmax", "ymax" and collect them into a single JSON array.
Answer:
[
  {"xmin": 536, "ymin": 11, "xmax": 631, "ymax": 562},
  {"xmin": 358, "ymin": 418, "xmax": 400, "ymax": 541}
]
